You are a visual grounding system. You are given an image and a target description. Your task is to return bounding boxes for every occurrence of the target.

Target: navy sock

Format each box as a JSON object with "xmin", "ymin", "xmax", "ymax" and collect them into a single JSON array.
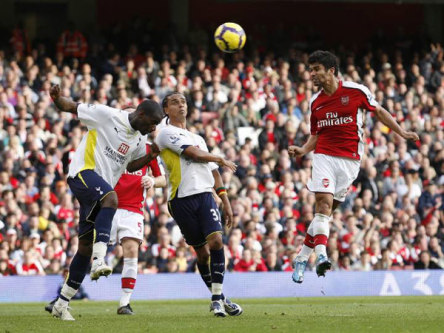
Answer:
[
  {"xmin": 197, "ymin": 262, "xmax": 212, "ymax": 289},
  {"xmin": 94, "ymin": 207, "xmax": 116, "ymax": 244},
  {"xmin": 66, "ymin": 252, "xmax": 90, "ymax": 290},
  {"xmin": 210, "ymin": 249, "xmax": 225, "ymax": 301}
]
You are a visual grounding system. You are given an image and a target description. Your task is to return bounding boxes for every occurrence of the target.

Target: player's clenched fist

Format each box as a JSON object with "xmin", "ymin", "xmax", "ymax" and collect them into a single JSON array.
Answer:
[
  {"xmin": 288, "ymin": 145, "xmax": 305, "ymax": 157},
  {"xmin": 49, "ymin": 85, "xmax": 61, "ymax": 101},
  {"xmin": 141, "ymin": 175, "xmax": 155, "ymax": 189}
]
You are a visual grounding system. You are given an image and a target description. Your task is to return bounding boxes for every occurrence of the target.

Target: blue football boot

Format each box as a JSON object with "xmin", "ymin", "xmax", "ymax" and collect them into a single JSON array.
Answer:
[
  {"xmin": 292, "ymin": 258, "xmax": 307, "ymax": 284},
  {"xmin": 315, "ymin": 254, "xmax": 332, "ymax": 277}
]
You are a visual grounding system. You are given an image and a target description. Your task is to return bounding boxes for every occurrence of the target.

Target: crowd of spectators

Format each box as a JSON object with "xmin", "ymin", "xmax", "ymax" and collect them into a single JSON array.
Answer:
[{"xmin": 0, "ymin": 24, "xmax": 443, "ymax": 278}]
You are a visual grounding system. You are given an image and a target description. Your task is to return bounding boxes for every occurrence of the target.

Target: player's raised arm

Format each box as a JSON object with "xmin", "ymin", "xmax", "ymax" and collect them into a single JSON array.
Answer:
[
  {"xmin": 182, "ymin": 146, "xmax": 237, "ymax": 172},
  {"xmin": 288, "ymin": 135, "xmax": 318, "ymax": 157},
  {"xmin": 49, "ymin": 85, "xmax": 78, "ymax": 115},
  {"xmin": 127, "ymin": 143, "xmax": 160, "ymax": 172},
  {"xmin": 373, "ymin": 105, "xmax": 419, "ymax": 141},
  {"xmin": 212, "ymin": 169, "xmax": 234, "ymax": 228}
]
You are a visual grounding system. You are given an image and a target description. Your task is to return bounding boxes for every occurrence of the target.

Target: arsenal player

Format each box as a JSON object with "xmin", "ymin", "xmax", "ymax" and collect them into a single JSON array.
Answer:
[
  {"xmin": 289, "ymin": 50, "xmax": 419, "ymax": 283},
  {"xmin": 111, "ymin": 141, "xmax": 166, "ymax": 315}
]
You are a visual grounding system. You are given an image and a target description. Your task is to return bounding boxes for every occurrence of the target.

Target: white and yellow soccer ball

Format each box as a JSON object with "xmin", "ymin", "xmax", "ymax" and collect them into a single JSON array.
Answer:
[{"xmin": 214, "ymin": 22, "xmax": 246, "ymax": 53}]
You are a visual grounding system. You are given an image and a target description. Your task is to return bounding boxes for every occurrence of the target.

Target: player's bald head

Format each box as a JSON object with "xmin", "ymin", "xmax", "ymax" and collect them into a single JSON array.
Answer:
[{"xmin": 136, "ymin": 99, "xmax": 164, "ymax": 120}]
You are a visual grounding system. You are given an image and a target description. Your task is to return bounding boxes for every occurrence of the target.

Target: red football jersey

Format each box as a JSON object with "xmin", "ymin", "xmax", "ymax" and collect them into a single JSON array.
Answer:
[
  {"xmin": 310, "ymin": 81, "xmax": 378, "ymax": 160},
  {"xmin": 115, "ymin": 144, "xmax": 164, "ymax": 214}
]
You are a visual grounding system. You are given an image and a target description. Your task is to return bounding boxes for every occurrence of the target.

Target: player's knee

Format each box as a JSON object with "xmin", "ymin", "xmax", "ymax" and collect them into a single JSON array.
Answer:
[
  {"xmin": 101, "ymin": 191, "xmax": 118, "ymax": 209},
  {"xmin": 315, "ymin": 196, "xmax": 333, "ymax": 215},
  {"xmin": 122, "ymin": 238, "xmax": 139, "ymax": 258},
  {"xmin": 195, "ymin": 246, "xmax": 210, "ymax": 264},
  {"xmin": 207, "ymin": 233, "xmax": 223, "ymax": 251}
]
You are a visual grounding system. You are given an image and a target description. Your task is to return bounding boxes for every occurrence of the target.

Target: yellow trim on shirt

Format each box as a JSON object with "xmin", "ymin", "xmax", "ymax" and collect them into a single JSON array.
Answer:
[
  {"xmin": 81, "ymin": 129, "xmax": 97, "ymax": 171},
  {"xmin": 77, "ymin": 172, "xmax": 88, "ymax": 188},
  {"xmin": 160, "ymin": 148, "xmax": 181, "ymax": 200}
]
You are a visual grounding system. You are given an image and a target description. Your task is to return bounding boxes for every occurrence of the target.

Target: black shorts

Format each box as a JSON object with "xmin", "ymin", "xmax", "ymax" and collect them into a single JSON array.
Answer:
[
  {"xmin": 168, "ymin": 192, "xmax": 222, "ymax": 248},
  {"xmin": 67, "ymin": 170, "xmax": 114, "ymax": 240}
]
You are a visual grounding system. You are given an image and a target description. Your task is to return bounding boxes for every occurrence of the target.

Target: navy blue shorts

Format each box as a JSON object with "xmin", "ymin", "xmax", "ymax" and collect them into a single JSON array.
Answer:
[
  {"xmin": 67, "ymin": 170, "xmax": 114, "ymax": 239},
  {"xmin": 168, "ymin": 192, "xmax": 222, "ymax": 248}
]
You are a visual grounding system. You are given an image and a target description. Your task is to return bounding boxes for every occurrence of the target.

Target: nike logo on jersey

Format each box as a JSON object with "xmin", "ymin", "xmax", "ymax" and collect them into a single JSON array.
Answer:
[{"xmin": 315, "ymin": 105, "xmax": 324, "ymax": 111}]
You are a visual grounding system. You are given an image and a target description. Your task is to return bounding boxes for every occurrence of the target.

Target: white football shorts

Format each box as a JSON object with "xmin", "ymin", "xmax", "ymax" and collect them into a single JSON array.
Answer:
[
  {"xmin": 306, "ymin": 153, "xmax": 360, "ymax": 202},
  {"xmin": 109, "ymin": 209, "xmax": 144, "ymax": 245}
]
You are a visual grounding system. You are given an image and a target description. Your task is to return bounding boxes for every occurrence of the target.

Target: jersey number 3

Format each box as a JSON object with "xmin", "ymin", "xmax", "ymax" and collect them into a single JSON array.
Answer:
[{"xmin": 210, "ymin": 208, "xmax": 221, "ymax": 225}]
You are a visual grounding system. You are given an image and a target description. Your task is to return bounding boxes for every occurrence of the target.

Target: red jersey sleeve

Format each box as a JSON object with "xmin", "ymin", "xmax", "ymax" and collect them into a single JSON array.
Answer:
[
  {"xmin": 146, "ymin": 144, "xmax": 164, "ymax": 177},
  {"xmin": 358, "ymin": 85, "xmax": 378, "ymax": 112}
]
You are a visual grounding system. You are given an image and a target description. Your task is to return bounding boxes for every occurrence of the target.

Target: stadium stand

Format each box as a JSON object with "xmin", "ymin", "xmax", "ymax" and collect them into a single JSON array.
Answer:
[{"xmin": 0, "ymin": 22, "xmax": 443, "ymax": 278}]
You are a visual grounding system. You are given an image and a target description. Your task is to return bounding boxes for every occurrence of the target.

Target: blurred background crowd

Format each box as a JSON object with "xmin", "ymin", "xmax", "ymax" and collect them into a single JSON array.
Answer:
[{"xmin": 0, "ymin": 20, "xmax": 443, "ymax": 278}]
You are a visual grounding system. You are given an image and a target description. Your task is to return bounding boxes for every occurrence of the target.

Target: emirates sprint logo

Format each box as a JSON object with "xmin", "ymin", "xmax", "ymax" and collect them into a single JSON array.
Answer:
[{"xmin": 317, "ymin": 112, "xmax": 352, "ymax": 128}]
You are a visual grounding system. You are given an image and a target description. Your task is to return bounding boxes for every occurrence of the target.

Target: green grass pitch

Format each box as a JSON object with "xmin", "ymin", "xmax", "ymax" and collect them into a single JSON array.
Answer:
[{"xmin": 2, "ymin": 296, "xmax": 444, "ymax": 332}]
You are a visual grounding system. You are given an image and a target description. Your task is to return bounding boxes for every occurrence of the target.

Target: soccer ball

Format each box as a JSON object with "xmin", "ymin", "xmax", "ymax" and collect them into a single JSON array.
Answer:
[{"xmin": 214, "ymin": 22, "xmax": 246, "ymax": 53}]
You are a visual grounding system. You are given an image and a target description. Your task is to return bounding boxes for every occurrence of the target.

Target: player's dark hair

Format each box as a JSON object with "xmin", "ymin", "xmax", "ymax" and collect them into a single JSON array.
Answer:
[
  {"xmin": 308, "ymin": 50, "xmax": 339, "ymax": 76},
  {"xmin": 136, "ymin": 99, "xmax": 164, "ymax": 120}
]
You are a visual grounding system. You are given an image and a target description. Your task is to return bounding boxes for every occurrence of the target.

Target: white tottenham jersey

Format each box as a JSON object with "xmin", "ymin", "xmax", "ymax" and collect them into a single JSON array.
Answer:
[
  {"xmin": 68, "ymin": 103, "xmax": 147, "ymax": 187},
  {"xmin": 155, "ymin": 125, "xmax": 218, "ymax": 200}
]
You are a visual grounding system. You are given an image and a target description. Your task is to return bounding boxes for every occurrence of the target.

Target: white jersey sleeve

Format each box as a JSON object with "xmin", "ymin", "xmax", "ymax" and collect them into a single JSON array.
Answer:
[
  {"xmin": 77, "ymin": 103, "xmax": 116, "ymax": 128},
  {"xmin": 156, "ymin": 128, "xmax": 193, "ymax": 155},
  {"xmin": 130, "ymin": 135, "xmax": 148, "ymax": 161}
]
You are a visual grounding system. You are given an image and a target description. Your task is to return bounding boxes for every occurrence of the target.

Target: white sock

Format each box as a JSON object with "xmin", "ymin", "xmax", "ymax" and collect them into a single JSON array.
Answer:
[
  {"xmin": 297, "ymin": 244, "xmax": 314, "ymax": 262},
  {"xmin": 312, "ymin": 213, "xmax": 330, "ymax": 258},
  {"xmin": 92, "ymin": 242, "xmax": 108, "ymax": 259},
  {"xmin": 212, "ymin": 283, "xmax": 223, "ymax": 297},
  {"xmin": 312, "ymin": 213, "xmax": 330, "ymax": 236},
  {"xmin": 120, "ymin": 258, "xmax": 138, "ymax": 307},
  {"xmin": 57, "ymin": 284, "xmax": 77, "ymax": 306},
  {"xmin": 315, "ymin": 245, "xmax": 327, "ymax": 257}
]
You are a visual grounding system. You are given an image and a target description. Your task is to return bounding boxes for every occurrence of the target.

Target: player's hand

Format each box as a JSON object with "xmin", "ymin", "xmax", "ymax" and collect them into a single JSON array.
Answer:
[
  {"xmin": 288, "ymin": 145, "xmax": 305, "ymax": 157},
  {"xmin": 218, "ymin": 158, "xmax": 237, "ymax": 172},
  {"xmin": 401, "ymin": 130, "xmax": 419, "ymax": 141},
  {"xmin": 141, "ymin": 175, "xmax": 155, "ymax": 189},
  {"xmin": 222, "ymin": 203, "xmax": 234, "ymax": 229},
  {"xmin": 49, "ymin": 85, "xmax": 61, "ymax": 101},
  {"xmin": 150, "ymin": 143, "xmax": 160, "ymax": 155},
  {"xmin": 147, "ymin": 143, "xmax": 160, "ymax": 161}
]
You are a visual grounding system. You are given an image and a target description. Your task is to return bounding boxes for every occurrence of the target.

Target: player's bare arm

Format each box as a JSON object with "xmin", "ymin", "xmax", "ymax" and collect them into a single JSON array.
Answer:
[
  {"xmin": 141, "ymin": 175, "xmax": 167, "ymax": 189},
  {"xmin": 288, "ymin": 135, "xmax": 319, "ymax": 157},
  {"xmin": 127, "ymin": 145, "xmax": 159, "ymax": 172},
  {"xmin": 183, "ymin": 146, "xmax": 237, "ymax": 172},
  {"xmin": 373, "ymin": 105, "xmax": 419, "ymax": 141},
  {"xmin": 49, "ymin": 85, "xmax": 78, "ymax": 115},
  {"xmin": 212, "ymin": 169, "xmax": 234, "ymax": 229}
]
